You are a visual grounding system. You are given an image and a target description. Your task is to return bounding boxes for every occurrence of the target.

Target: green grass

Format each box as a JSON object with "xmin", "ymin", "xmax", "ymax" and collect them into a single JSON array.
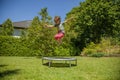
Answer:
[{"xmin": 0, "ymin": 56, "xmax": 120, "ymax": 80}]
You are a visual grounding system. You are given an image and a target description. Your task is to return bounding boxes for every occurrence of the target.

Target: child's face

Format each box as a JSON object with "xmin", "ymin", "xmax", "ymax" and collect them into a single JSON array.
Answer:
[{"xmin": 54, "ymin": 19, "xmax": 60, "ymax": 25}]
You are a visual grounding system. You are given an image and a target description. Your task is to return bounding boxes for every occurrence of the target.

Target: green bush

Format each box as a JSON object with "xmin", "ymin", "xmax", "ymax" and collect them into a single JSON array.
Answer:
[
  {"xmin": 0, "ymin": 36, "xmax": 72, "ymax": 56},
  {"xmin": 54, "ymin": 46, "xmax": 70, "ymax": 56},
  {"xmin": 90, "ymin": 53, "xmax": 105, "ymax": 57},
  {"xmin": 81, "ymin": 42, "xmax": 97, "ymax": 56},
  {"xmin": 81, "ymin": 37, "xmax": 120, "ymax": 57},
  {"xmin": 0, "ymin": 36, "xmax": 35, "ymax": 56}
]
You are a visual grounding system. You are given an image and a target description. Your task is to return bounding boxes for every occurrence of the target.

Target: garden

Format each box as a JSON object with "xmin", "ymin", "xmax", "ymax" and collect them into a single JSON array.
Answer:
[
  {"xmin": 0, "ymin": 0, "xmax": 120, "ymax": 80},
  {"xmin": 0, "ymin": 56, "xmax": 120, "ymax": 80}
]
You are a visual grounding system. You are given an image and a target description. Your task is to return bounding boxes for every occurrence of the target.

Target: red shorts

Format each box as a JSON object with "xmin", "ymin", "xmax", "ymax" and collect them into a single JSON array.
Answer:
[{"xmin": 54, "ymin": 32, "xmax": 64, "ymax": 40}]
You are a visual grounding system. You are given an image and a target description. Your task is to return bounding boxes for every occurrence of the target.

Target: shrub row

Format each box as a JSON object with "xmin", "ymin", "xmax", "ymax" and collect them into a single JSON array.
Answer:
[
  {"xmin": 0, "ymin": 36, "xmax": 34, "ymax": 56},
  {"xmin": 0, "ymin": 36, "xmax": 71, "ymax": 56},
  {"xmin": 81, "ymin": 38, "xmax": 120, "ymax": 57}
]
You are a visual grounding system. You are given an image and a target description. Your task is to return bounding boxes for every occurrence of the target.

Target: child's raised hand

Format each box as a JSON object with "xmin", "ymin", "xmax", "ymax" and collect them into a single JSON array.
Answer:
[{"xmin": 44, "ymin": 24, "xmax": 48, "ymax": 27}]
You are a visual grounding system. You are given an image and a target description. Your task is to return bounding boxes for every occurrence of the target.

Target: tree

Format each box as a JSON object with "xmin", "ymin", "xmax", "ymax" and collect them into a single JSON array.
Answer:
[
  {"xmin": 27, "ymin": 8, "xmax": 55, "ymax": 56},
  {"xmin": 38, "ymin": 8, "xmax": 56, "ymax": 56},
  {"xmin": 1, "ymin": 19, "xmax": 14, "ymax": 36},
  {"xmin": 66, "ymin": 0, "xmax": 120, "ymax": 55},
  {"xmin": 38, "ymin": 7, "xmax": 52, "ymax": 23},
  {"xmin": 28, "ymin": 16, "xmax": 41, "ymax": 39}
]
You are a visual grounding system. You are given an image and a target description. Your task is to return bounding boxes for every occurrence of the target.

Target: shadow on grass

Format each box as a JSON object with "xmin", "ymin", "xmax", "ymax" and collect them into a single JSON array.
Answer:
[
  {"xmin": 43, "ymin": 62, "xmax": 77, "ymax": 68},
  {"xmin": 0, "ymin": 69, "xmax": 20, "ymax": 78},
  {"xmin": 0, "ymin": 64, "xmax": 8, "ymax": 67}
]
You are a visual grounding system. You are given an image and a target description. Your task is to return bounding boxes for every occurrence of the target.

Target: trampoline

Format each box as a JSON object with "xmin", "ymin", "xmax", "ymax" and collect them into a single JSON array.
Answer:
[{"xmin": 42, "ymin": 57, "xmax": 77, "ymax": 67}]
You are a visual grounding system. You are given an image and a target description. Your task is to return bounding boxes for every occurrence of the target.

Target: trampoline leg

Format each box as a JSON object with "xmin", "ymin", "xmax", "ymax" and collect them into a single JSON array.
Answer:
[
  {"xmin": 69, "ymin": 61, "xmax": 71, "ymax": 67},
  {"xmin": 42, "ymin": 59, "xmax": 44, "ymax": 64},
  {"xmin": 76, "ymin": 59, "xmax": 77, "ymax": 66},
  {"xmin": 65, "ymin": 61, "xmax": 67, "ymax": 64},
  {"xmin": 49, "ymin": 61, "xmax": 52, "ymax": 67}
]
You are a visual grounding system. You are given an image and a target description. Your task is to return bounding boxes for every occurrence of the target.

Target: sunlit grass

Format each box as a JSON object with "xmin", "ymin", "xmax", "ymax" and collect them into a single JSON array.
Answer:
[{"xmin": 0, "ymin": 56, "xmax": 120, "ymax": 80}]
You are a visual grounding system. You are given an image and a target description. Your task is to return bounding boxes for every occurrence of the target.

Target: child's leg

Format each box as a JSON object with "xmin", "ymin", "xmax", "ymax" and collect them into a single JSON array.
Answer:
[
  {"xmin": 54, "ymin": 32, "xmax": 64, "ymax": 45},
  {"xmin": 58, "ymin": 38, "xmax": 62, "ymax": 45}
]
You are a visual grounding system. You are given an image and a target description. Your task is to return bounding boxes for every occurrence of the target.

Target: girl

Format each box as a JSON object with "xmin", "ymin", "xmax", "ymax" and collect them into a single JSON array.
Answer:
[
  {"xmin": 45, "ymin": 16, "xmax": 65, "ymax": 44},
  {"xmin": 45, "ymin": 16, "xmax": 74, "ymax": 45}
]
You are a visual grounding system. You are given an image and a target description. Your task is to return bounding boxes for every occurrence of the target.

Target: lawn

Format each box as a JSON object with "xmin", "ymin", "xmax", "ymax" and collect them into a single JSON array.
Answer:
[{"xmin": 0, "ymin": 56, "xmax": 120, "ymax": 80}]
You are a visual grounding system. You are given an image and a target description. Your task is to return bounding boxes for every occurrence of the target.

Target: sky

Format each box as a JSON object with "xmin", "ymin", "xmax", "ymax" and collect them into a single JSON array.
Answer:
[{"xmin": 0, "ymin": 0, "xmax": 84, "ymax": 24}]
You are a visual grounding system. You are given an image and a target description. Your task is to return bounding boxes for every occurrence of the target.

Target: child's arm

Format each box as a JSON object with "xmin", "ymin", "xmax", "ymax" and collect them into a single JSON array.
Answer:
[
  {"xmin": 64, "ymin": 17, "xmax": 76, "ymax": 23},
  {"xmin": 63, "ymin": 17, "xmax": 73, "ymax": 23},
  {"xmin": 45, "ymin": 24, "xmax": 54, "ymax": 28}
]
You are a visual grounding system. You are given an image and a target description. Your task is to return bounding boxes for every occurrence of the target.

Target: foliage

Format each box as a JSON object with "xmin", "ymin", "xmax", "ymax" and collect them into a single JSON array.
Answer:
[
  {"xmin": 27, "ymin": 8, "xmax": 55, "ymax": 56},
  {"xmin": 0, "ymin": 7, "xmax": 73, "ymax": 56},
  {"xmin": 90, "ymin": 52, "xmax": 105, "ymax": 57},
  {"xmin": 27, "ymin": 16, "xmax": 41, "ymax": 40},
  {"xmin": 26, "ymin": 8, "xmax": 71, "ymax": 56},
  {"xmin": 27, "ymin": 19, "xmax": 71, "ymax": 56},
  {"xmin": 0, "ymin": 36, "xmax": 34, "ymax": 56},
  {"xmin": 54, "ymin": 45, "xmax": 70, "ymax": 56},
  {"xmin": 0, "ymin": 1, "xmax": 120, "ymax": 57},
  {"xmin": 0, "ymin": 19, "xmax": 14, "ymax": 36},
  {"xmin": 81, "ymin": 37, "xmax": 120, "ymax": 57},
  {"xmin": 66, "ymin": 0, "xmax": 120, "ymax": 55},
  {"xmin": 38, "ymin": 7, "xmax": 52, "ymax": 23}
]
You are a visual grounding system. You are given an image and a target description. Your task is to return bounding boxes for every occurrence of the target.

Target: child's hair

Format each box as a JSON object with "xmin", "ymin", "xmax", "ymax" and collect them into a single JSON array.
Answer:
[{"xmin": 54, "ymin": 16, "xmax": 61, "ymax": 22}]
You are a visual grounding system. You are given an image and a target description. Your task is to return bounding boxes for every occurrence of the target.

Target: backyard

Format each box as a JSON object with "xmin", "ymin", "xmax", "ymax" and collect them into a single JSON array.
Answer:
[{"xmin": 0, "ymin": 56, "xmax": 120, "ymax": 80}]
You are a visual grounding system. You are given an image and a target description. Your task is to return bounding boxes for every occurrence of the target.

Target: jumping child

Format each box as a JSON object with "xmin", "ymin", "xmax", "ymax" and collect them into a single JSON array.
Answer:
[{"xmin": 45, "ymin": 16, "xmax": 74, "ymax": 45}]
